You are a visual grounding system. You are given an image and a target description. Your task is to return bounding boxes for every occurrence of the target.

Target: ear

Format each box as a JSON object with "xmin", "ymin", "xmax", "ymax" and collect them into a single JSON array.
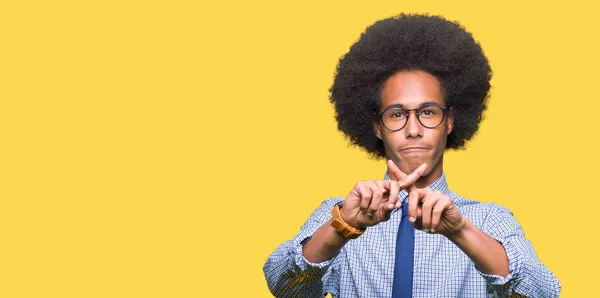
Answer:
[
  {"xmin": 446, "ymin": 108, "xmax": 454, "ymax": 135},
  {"xmin": 373, "ymin": 119, "xmax": 383, "ymax": 140}
]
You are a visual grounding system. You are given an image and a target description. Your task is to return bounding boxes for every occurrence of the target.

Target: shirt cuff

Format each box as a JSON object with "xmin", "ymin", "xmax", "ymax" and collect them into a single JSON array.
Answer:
[
  {"xmin": 285, "ymin": 235, "xmax": 333, "ymax": 282},
  {"xmin": 475, "ymin": 235, "xmax": 522, "ymax": 294}
]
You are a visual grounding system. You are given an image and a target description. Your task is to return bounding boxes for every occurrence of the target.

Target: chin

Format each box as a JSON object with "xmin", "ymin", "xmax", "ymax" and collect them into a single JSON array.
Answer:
[{"xmin": 399, "ymin": 158, "xmax": 430, "ymax": 175}]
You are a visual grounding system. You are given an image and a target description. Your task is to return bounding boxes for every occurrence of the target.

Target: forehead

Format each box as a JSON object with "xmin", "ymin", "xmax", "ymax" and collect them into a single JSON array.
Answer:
[{"xmin": 380, "ymin": 70, "xmax": 444, "ymax": 109}]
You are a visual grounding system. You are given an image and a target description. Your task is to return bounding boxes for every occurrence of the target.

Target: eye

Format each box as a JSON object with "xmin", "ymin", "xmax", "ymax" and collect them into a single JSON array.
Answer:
[
  {"xmin": 419, "ymin": 106, "xmax": 440, "ymax": 118},
  {"xmin": 386, "ymin": 109, "xmax": 407, "ymax": 120}
]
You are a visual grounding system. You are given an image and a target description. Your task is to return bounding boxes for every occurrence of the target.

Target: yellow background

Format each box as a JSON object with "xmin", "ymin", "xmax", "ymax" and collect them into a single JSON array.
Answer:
[{"xmin": 1, "ymin": 0, "xmax": 598, "ymax": 297}]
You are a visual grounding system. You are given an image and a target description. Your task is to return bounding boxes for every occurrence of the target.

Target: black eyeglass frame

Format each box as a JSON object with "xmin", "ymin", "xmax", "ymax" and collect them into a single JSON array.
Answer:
[{"xmin": 377, "ymin": 103, "xmax": 452, "ymax": 131}]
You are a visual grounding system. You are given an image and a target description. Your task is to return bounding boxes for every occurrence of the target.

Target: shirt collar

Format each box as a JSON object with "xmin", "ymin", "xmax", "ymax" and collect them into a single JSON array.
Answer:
[{"xmin": 383, "ymin": 171, "xmax": 450, "ymax": 203}]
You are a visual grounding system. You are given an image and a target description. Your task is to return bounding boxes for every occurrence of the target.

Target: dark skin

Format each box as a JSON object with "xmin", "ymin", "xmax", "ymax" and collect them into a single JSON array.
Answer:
[{"xmin": 303, "ymin": 71, "xmax": 508, "ymax": 277}]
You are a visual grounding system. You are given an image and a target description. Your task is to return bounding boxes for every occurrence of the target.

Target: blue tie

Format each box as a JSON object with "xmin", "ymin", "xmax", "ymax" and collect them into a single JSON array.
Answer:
[{"xmin": 392, "ymin": 201, "xmax": 414, "ymax": 298}]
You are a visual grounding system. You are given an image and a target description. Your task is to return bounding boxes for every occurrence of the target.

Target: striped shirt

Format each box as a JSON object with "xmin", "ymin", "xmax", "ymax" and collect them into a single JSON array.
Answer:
[{"xmin": 263, "ymin": 173, "xmax": 561, "ymax": 297}]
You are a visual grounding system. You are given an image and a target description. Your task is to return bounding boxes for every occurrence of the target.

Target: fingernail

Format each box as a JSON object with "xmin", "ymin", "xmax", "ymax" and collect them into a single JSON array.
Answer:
[
  {"xmin": 431, "ymin": 229, "xmax": 436, "ymax": 233},
  {"xmin": 409, "ymin": 217, "xmax": 415, "ymax": 222},
  {"xmin": 423, "ymin": 229, "xmax": 429, "ymax": 233},
  {"xmin": 388, "ymin": 204, "xmax": 394, "ymax": 209}
]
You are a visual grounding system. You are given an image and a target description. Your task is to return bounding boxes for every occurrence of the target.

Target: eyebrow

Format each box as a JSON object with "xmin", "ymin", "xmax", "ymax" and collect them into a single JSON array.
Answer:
[{"xmin": 382, "ymin": 101, "xmax": 440, "ymax": 110}]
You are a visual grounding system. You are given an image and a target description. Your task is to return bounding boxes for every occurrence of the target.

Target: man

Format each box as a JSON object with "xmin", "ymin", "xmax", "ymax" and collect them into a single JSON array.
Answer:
[{"xmin": 263, "ymin": 14, "xmax": 560, "ymax": 297}]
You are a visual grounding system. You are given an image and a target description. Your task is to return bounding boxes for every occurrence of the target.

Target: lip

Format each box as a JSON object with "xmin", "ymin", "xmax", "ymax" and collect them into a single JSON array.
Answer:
[{"xmin": 400, "ymin": 147, "xmax": 430, "ymax": 152}]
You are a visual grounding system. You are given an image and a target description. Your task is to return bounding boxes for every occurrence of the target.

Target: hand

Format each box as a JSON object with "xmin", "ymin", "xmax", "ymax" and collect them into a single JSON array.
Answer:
[
  {"xmin": 387, "ymin": 160, "xmax": 465, "ymax": 237},
  {"xmin": 340, "ymin": 163, "xmax": 427, "ymax": 230},
  {"xmin": 406, "ymin": 187, "xmax": 465, "ymax": 236}
]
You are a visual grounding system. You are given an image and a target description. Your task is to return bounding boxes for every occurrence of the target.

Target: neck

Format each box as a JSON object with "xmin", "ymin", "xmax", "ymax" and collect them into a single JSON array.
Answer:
[
  {"xmin": 414, "ymin": 169, "xmax": 442, "ymax": 188},
  {"xmin": 417, "ymin": 156, "xmax": 444, "ymax": 188}
]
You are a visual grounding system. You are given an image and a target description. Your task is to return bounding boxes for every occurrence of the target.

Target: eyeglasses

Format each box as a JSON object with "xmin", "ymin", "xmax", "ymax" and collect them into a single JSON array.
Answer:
[{"xmin": 378, "ymin": 104, "xmax": 450, "ymax": 131}]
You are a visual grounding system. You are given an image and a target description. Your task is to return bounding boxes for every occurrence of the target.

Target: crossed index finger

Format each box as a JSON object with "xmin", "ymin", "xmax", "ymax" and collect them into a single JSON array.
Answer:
[{"xmin": 387, "ymin": 160, "xmax": 427, "ymax": 190}]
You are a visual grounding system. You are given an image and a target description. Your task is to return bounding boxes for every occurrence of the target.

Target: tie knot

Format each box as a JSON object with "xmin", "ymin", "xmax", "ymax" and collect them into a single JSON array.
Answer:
[{"xmin": 401, "ymin": 202, "xmax": 409, "ymax": 218}]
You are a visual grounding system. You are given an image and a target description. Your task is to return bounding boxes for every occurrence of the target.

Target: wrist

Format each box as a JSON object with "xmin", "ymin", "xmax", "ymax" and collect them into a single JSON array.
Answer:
[
  {"xmin": 447, "ymin": 216, "xmax": 470, "ymax": 241},
  {"xmin": 338, "ymin": 204, "xmax": 366, "ymax": 231},
  {"xmin": 331, "ymin": 204, "xmax": 365, "ymax": 239}
]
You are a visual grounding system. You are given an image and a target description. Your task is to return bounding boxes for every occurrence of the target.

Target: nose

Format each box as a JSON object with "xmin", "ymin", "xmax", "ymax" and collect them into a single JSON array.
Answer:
[{"xmin": 404, "ymin": 111, "xmax": 423, "ymax": 138}]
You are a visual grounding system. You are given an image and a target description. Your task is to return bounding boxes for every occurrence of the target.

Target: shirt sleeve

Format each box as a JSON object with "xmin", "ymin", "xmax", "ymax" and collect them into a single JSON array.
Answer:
[
  {"xmin": 476, "ymin": 203, "xmax": 561, "ymax": 298},
  {"xmin": 263, "ymin": 198, "xmax": 344, "ymax": 298}
]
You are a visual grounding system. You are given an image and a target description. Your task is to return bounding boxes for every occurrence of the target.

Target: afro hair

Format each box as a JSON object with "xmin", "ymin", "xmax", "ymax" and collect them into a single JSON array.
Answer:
[{"xmin": 329, "ymin": 13, "xmax": 492, "ymax": 158}]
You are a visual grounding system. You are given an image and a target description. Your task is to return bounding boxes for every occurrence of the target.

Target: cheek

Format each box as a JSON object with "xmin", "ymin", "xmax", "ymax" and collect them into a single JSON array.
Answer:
[
  {"xmin": 381, "ymin": 131, "xmax": 404, "ymax": 155},
  {"xmin": 433, "ymin": 129, "xmax": 449, "ymax": 153},
  {"xmin": 426, "ymin": 129, "xmax": 447, "ymax": 152},
  {"xmin": 381, "ymin": 132, "xmax": 396, "ymax": 149}
]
